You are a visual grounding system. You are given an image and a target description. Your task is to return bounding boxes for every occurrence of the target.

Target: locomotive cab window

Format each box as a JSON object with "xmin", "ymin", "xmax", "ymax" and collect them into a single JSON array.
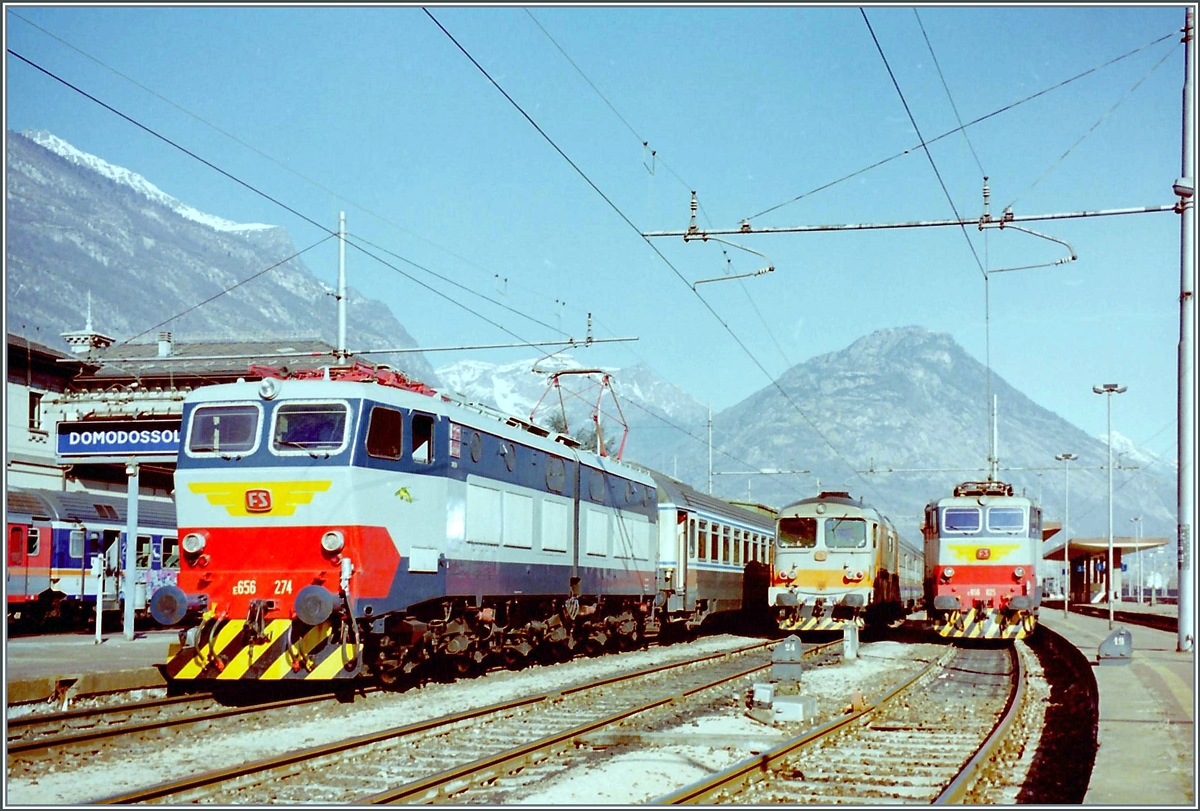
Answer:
[
  {"xmin": 778, "ymin": 516, "xmax": 817, "ymax": 548},
  {"xmin": 411, "ymin": 413, "xmax": 434, "ymax": 464},
  {"xmin": 986, "ymin": 507, "xmax": 1026, "ymax": 534},
  {"xmin": 189, "ymin": 404, "xmax": 261, "ymax": 454},
  {"xmin": 366, "ymin": 406, "xmax": 404, "ymax": 460},
  {"xmin": 163, "ymin": 537, "xmax": 179, "ymax": 569},
  {"xmin": 943, "ymin": 507, "xmax": 982, "ymax": 534},
  {"xmin": 826, "ymin": 517, "xmax": 867, "ymax": 549},
  {"xmin": 273, "ymin": 402, "xmax": 349, "ymax": 454}
]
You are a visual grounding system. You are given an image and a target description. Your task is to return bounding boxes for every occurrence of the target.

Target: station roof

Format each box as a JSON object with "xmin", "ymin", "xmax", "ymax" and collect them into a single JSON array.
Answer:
[{"xmin": 1043, "ymin": 536, "xmax": 1172, "ymax": 561}]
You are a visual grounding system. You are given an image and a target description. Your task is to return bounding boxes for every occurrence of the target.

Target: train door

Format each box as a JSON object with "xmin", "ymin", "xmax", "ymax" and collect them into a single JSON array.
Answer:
[
  {"xmin": 673, "ymin": 511, "xmax": 689, "ymax": 610},
  {"xmin": 102, "ymin": 529, "xmax": 123, "ymax": 607},
  {"xmin": 8, "ymin": 523, "xmax": 30, "ymax": 601}
]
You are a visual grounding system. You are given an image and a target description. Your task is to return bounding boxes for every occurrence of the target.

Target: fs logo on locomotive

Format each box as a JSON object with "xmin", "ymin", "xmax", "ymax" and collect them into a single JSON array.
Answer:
[{"xmin": 245, "ymin": 489, "xmax": 272, "ymax": 513}]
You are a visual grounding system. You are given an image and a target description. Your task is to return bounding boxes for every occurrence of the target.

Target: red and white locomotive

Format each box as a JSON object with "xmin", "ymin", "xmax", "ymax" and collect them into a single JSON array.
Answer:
[{"xmin": 922, "ymin": 480, "xmax": 1041, "ymax": 639}]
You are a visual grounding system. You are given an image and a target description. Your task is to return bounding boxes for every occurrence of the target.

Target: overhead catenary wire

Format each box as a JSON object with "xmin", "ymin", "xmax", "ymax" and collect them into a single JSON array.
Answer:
[
  {"xmin": 5, "ymin": 9, "xmax": 595, "ymax": 347},
  {"xmin": 913, "ymin": 8, "xmax": 986, "ymax": 179},
  {"xmin": 5, "ymin": 48, "xmax": 589, "ymax": 360},
  {"xmin": 525, "ymin": 11, "xmax": 796, "ymax": 374},
  {"xmin": 426, "ymin": 8, "xmax": 887, "ymax": 504},
  {"xmin": 744, "ymin": 29, "xmax": 1178, "ymax": 222}
]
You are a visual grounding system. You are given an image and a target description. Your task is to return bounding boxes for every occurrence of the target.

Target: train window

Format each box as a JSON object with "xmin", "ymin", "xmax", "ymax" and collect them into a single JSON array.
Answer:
[
  {"xmin": 28, "ymin": 391, "xmax": 43, "ymax": 431},
  {"xmin": 274, "ymin": 402, "xmax": 348, "ymax": 453},
  {"xmin": 27, "ymin": 527, "xmax": 40, "ymax": 557},
  {"xmin": 688, "ymin": 518, "xmax": 697, "ymax": 558},
  {"xmin": 943, "ymin": 507, "xmax": 981, "ymax": 534},
  {"xmin": 697, "ymin": 521, "xmax": 707, "ymax": 560},
  {"xmin": 136, "ymin": 535, "xmax": 152, "ymax": 569},
  {"xmin": 366, "ymin": 406, "xmax": 404, "ymax": 460},
  {"xmin": 70, "ymin": 529, "xmax": 85, "ymax": 559},
  {"xmin": 711, "ymin": 523, "xmax": 721, "ymax": 561},
  {"xmin": 163, "ymin": 537, "xmax": 179, "ymax": 569},
  {"xmin": 987, "ymin": 507, "xmax": 1025, "ymax": 534},
  {"xmin": 589, "ymin": 470, "xmax": 606, "ymax": 502},
  {"xmin": 825, "ymin": 517, "xmax": 867, "ymax": 549},
  {"xmin": 778, "ymin": 516, "xmax": 817, "ymax": 548},
  {"xmin": 733, "ymin": 529, "xmax": 741, "ymax": 565},
  {"xmin": 190, "ymin": 404, "xmax": 260, "ymax": 454},
  {"xmin": 412, "ymin": 413, "xmax": 435, "ymax": 464}
]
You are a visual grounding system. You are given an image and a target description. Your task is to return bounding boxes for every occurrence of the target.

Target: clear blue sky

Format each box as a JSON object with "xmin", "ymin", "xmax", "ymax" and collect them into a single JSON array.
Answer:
[{"xmin": 4, "ymin": 4, "xmax": 1192, "ymax": 461}]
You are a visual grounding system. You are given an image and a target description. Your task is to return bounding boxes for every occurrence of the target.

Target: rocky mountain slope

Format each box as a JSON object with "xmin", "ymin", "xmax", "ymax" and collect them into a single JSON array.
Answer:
[{"xmin": 5, "ymin": 129, "xmax": 437, "ymax": 383}]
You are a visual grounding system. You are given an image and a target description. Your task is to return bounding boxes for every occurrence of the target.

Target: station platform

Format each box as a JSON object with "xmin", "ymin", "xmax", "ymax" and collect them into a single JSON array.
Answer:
[
  {"xmin": 1038, "ymin": 603, "xmax": 1195, "ymax": 806},
  {"xmin": 4, "ymin": 629, "xmax": 176, "ymax": 706}
]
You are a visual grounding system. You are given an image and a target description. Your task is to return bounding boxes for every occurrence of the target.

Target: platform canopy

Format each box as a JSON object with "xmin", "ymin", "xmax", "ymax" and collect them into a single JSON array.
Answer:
[{"xmin": 1044, "ymin": 536, "xmax": 1171, "ymax": 561}]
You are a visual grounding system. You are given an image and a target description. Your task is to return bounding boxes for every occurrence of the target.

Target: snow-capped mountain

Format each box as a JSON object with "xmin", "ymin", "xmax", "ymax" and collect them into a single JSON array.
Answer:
[
  {"xmin": 25, "ymin": 130, "xmax": 275, "ymax": 235},
  {"xmin": 6, "ymin": 129, "xmax": 437, "ymax": 384}
]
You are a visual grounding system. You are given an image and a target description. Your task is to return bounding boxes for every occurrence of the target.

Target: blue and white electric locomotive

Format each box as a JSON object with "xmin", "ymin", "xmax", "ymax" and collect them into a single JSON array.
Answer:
[{"xmin": 150, "ymin": 363, "xmax": 665, "ymax": 682}]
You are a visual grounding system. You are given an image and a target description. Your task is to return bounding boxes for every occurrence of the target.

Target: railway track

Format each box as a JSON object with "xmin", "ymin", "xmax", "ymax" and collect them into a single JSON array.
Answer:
[
  {"xmin": 93, "ymin": 639, "xmax": 795, "ymax": 804},
  {"xmin": 653, "ymin": 642, "xmax": 1026, "ymax": 804},
  {"xmin": 6, "ymin": 685, "xmax": 380, "ymax": 760}
]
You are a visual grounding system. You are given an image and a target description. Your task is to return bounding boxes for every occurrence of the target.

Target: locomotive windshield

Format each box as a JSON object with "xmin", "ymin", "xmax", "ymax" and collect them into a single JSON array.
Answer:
[
  {"xmin": 825, "ymin": 517, "xmax": 867, "ymax": 549},
  {"xmin": 943, "ymin": 507, "xmax": 982, "ymax": 533},
  {"xmin": 986, "ymin": 507, "xmax": 1026, "ymax": 533},
  {"xmin": 188, "ymin": 404, "xmax": 260, "ymax": 454},
  {"xmin": 272, "ymin": 402, "xmax": 349, "ymax": 453},
  {"xmin": 778, "ymin": 516, "xmax": 817, "ymax": 548}
]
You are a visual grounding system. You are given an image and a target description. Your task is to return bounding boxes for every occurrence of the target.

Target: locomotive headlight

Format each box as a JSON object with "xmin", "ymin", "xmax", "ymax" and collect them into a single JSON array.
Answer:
[
  {"xmin": 321, "ymin": 530, "xmax": 345, "ymax": 554},
  {"xmin": 942, "ymin": 567, "xmax": 955, "ymax": 580},
  {"xmin": 259, "ymin": 378, "xmax": 280, "ymax": 400},
  {"xmin": 1013, "ymin": 566, "xmax": 1026, "ymax": 578},
  {"xmin": 181, "ymin": 532, "xmax": 207, "ymax": 555}
]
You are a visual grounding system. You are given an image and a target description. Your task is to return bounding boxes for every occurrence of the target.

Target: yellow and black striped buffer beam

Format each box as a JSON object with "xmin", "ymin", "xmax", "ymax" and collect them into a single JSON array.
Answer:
[{"xmin": 165, "ymin": 618, "xmax": 361, "ymax": 680}]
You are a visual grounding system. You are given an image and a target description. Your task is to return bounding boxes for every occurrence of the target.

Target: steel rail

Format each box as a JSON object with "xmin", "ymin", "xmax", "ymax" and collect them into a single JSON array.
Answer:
[
  {"xmin": 10, "ymin": 688, "xmax": 363, "ymax": 758},
  {"xmin": 93, "ymin": 639, "xmax": 790, "ymax": 804},
  {"xmin": 934, "ymin": 644, "xmax": 1025, "ymax": 804},
  {"xmin": 652, "ymin": 647, "xmax": 955, "ymax": 804},
  {"xmin": 7, "ymin": 692, "xmax": 210, "ymax": 732}
]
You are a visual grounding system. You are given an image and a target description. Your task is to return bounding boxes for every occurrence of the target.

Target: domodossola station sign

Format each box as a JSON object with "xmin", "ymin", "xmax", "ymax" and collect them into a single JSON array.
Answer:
[{"xmin": 56, "ymin": 418, "xmax": 182, "ymax": 462}]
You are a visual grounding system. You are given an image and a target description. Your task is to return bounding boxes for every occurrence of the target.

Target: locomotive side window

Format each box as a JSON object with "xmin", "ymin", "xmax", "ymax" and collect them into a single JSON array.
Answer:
[
  {"xmin": 163, "ymin": 537, "xmax": 179, "ymax": 569},
  {"xmin": 778, "ymin": 516, "xmax": 817, "ymax": 548},
  {"xmin": 366, "ymin": 406, "xmax": 404, "ymax": 460},
  {"xmin": 943, "ymin": 507, "xmax": 982, "ymax": 534},
  {"xmin": 697, "ymin": 520, "xmax": 708, "ymax": 560},
  {"xmin": 826, "ymin": 517, "xmax": 867, "ymax": 549},
  {"xmin": 987, "ymin": 507, "xmax": 1025, "ymax": 534},
  {"xmin": 411, "ymin": 413, "xmax": 434, "ymax": 464},
  {"xmin": 190, "ymin": 404, "xmax": 260, "ymax": 454},
  {"xmin": 273, "ymin": 402, "xmax": 348, "ymax": 453},
  {"xmin": 26, "ymin": 527, "xmax": 40, "ymax": 556}
]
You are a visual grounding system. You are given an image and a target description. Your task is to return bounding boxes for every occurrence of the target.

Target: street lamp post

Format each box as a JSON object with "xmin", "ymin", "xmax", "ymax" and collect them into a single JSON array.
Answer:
[
  {"xmin": 1093, "ymin": 383, "xmax": 1127, "ymax": 630},
  {"xmin": 1055, "ymin": 453, "xmax": 1077, "ymax": 618},
  {"xmin": 1131, "ymin": 516, "xmax": 1143, "ymax": 605}
]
